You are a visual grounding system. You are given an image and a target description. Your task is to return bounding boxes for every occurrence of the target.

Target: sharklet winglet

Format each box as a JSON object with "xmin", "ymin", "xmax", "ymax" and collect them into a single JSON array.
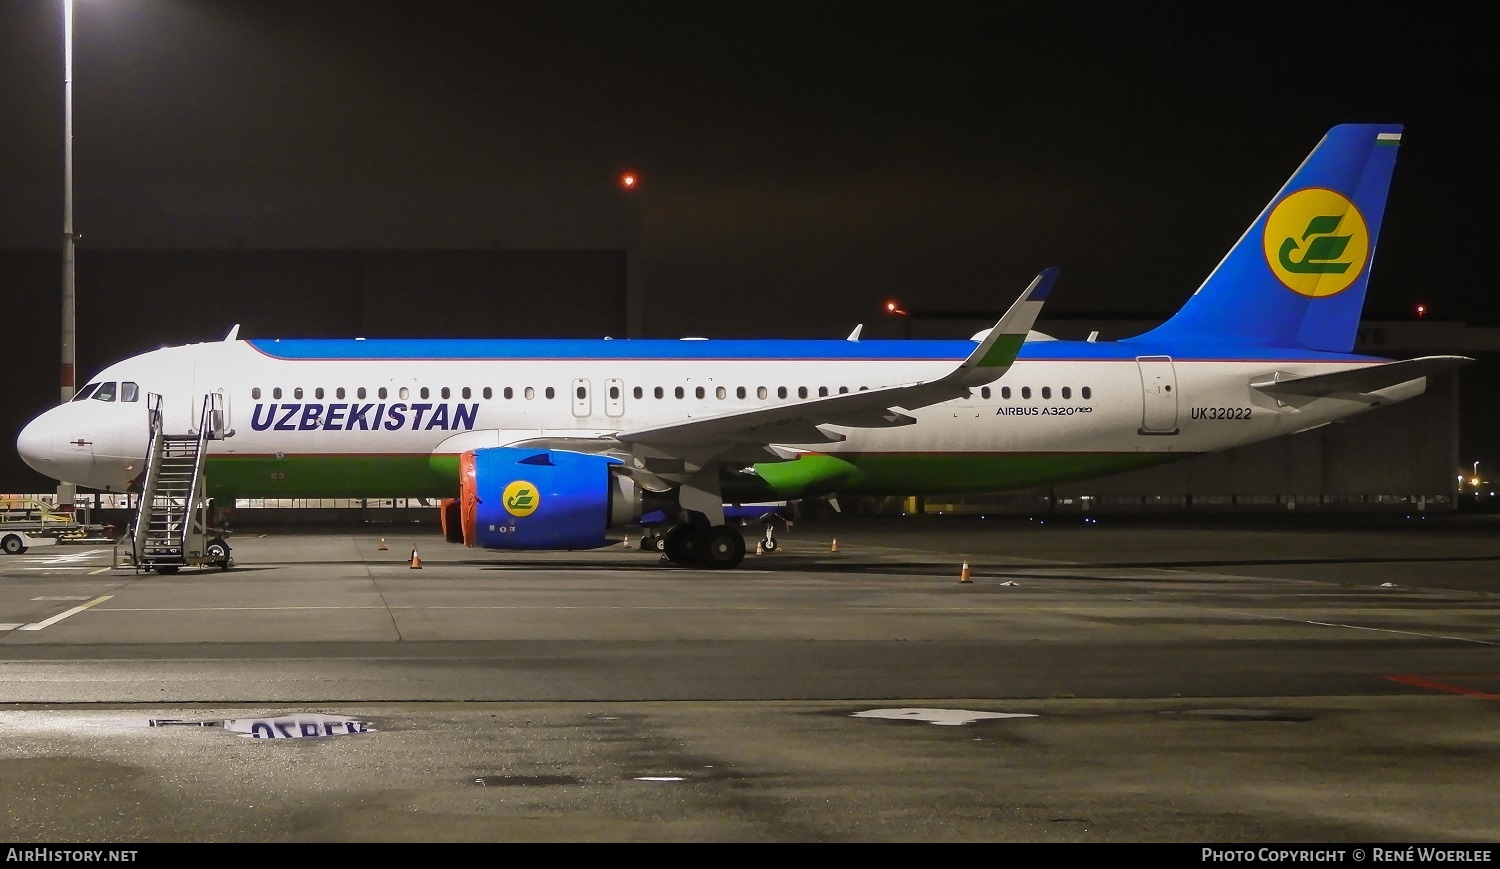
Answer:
[{"xmin": 951, "ymin": 267, "xmax": 1057, "ymax": 382}]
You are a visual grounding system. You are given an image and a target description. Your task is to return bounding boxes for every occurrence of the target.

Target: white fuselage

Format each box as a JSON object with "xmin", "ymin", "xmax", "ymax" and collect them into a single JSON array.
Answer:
[{"xmin": 17, "ymin": 337, "xmax": 1420, "ymax": 499}]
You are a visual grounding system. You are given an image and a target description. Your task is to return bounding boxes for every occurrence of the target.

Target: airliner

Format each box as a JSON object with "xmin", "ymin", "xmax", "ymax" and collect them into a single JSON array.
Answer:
[{"xmin": 16, "ymin": 123, "xmax": 1469, "ymax": 569}]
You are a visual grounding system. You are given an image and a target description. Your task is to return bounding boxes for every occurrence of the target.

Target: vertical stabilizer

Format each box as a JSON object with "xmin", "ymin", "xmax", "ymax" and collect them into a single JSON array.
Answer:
[{"xmin": 1126, "ymin": 123, "xmax": 1402, "ymax": 352}]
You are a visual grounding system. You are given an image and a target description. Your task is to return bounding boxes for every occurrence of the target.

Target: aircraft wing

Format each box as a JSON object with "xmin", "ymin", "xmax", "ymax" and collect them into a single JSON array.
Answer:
[
  {"xmin": 1251, "ymin": 355, "xmax": 1473, "ymax": 399},
  {"xmin": 614, "ymin": 268, "xmax": 1055, "ymax": 454},
  {"xmin": 502, "ymin": 268, "xmax": 1056, "ymax": 480}
]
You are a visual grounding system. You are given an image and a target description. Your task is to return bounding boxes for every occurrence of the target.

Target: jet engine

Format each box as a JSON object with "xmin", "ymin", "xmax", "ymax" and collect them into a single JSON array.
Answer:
[{"xmin": 457, "ymin": 447, "xmax": 643, "ymax": 550}]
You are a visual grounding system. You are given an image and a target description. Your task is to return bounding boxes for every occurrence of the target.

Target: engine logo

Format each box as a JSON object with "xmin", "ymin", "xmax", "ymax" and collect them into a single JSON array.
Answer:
[{"xmin": 502, "ymin": 480, "xmax": 540, "ymax": 517}]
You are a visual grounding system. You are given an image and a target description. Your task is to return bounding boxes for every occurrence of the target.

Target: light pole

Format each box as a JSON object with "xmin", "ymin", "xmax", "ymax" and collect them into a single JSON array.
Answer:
[
  {"xmin": 58, "ymin": 0, "xmax": 77, "ymax": 513},
  {"xmin": 620, "ymin": 170, "xmax": 642, "ymax": 338}
]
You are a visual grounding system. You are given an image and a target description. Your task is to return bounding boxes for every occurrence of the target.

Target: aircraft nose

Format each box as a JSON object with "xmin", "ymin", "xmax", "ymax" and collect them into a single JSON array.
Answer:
[
  {"xmin": 16, "ymin": 407, "xmax": 90, "ymax": 480},
  {"xmin": 16, "ymin": 413, "xmax": 57, "ymax": 476}
]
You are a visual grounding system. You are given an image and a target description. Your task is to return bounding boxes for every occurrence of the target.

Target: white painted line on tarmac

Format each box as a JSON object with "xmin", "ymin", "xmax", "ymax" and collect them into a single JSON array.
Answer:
[
  {"xmin": 0, "ymin": 623, "xmax": 25, "ymax": 631},
  {"xmin": 17, "ymin": 595, "xmax": 114, "ymax": 631},
  {"xmin": 31, "ymin": 596, "xmax": 92, "ymax": 601},
  {"xmin": 1244, "ymin": 612, "xmax": 1499, "ymax": 646}
]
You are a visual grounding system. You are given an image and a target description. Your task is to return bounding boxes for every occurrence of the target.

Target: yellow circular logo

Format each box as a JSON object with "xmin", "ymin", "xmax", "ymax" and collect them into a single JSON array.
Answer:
[
  {"xmin": 502, "ymin": 480, "xmax": 540, "ymax": 518},
  {"xmin": 1263, "ymin": 187, "xmax": 1368, "ymax": 298}
]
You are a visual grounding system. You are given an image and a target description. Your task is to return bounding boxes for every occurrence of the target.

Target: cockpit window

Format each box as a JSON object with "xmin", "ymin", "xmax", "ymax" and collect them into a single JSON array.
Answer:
[
  {"xmin": 72, "ymin": 383, "xmax": 101, "ymax": 401},
  {"xmin": 93, "ymin": 382, "xmax": 117, "ymax": 402},
  {"xmin": 121, "ymin": 382, "xmax": 140, "ymax": 402}
]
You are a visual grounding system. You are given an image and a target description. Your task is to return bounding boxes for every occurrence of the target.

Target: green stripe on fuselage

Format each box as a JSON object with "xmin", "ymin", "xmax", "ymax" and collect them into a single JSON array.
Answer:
[
  {"xmin": 207, "ymin": 451, "xmax": 1179, "ymax": 502},
  {"xmin": 207, "ymin": 454, "xmax": 459, "ymax": 500}
]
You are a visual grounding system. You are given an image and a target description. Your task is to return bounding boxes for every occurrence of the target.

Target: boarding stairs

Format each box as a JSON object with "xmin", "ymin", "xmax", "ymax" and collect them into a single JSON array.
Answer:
[{"xmin": 130, "ymin": 393, "xmax": 231, "ymax": 573}]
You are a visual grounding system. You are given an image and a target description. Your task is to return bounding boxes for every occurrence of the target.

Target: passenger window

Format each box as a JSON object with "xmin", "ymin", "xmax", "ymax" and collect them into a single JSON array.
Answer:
[
  {"xmin": 1002, "ymin": 386, "xmax": 1011, "ymax": 399},
  {"xmin": 675, "ymin": 387, "xmax": 684, "ymax": 399},
  {"xmin": 442, "ymin": 387, "xmax": 452, "ymax": 399},
  {"xmin": 695, "ymin": 387, "xmax": 705, "ymax": 399},
  {"xmin": 273, "ymin": 388, "xmax": 283, "ymax": 399},
  {"xmin": 525, "ymin": 387, "xmax": 535, "ymax": 400},
  {"xmin": 798, "ymin": 387, "xmax": 808, "ymax": 399},
  {"xmin": 1042, "ymin": 387, "xmax": 1051, "ymax": 399},
  {"xmin": 420, "ymin": 387, "xmax": 430, "ymax": 399},
  {"xmin": 295, "ymin": 388, "xmax": 304, "ymax": 399},
  {"xmin": 655, "ymin": 387, "xmax": 664, "ymax": 399},
  {"xmin": 838, "ymin": 386, "xmax": 849, "ymax": 394},
  {"xmin": 777, "ymin": 387, "xmax": 787, "ymax": 399},
  {"xmin": 94, "ymin": 382, "xmax": 117, "ymax": 402},
  {"xmin": 461, "ymin": 387, "xmax": 471, "ymax": 399},
  {"xmin": 736, "ymin": 386, "xmax": 746, "ymax": 399},
  {"xmin": 545, "ymin": 387, "xmax": 555, "ymax": 399},
  {"xmin": 315, "ymin": 387, "xmax": 325, "ymax": 399},
  {"xmin": 818, "ymin": 387, "xmax": 828, "ymax": 397},
  {"xmin": 1082, "ymin": 386, "xmax": 1092, "ymax": 400},
  {"xmin": 480, "ymin": 387, "xmax": 489, "ymax": 399},
  {"xmin": 251, "ymin": 387, "xmax": 261, "ymax": 400},
  {"xmin": 757, "ymin": 386, "xmax": 768, "ymax": 399},
  {"xmin": 336, "ymin": 387, "xmax": 345, "ymax": 399},
  {"xmin": 379, "ymin": 387, "xmax": 388, "ymax": 399},
  {"xmin": 357, "ymin": 387, "xmax": 367, "ymax": 399},
  {"xmin": 1022, "ymin": 387, "xmax": 1032, "ymax": 399},
  {"xmin": 503, "ymin": 387, "xmax": 513, "ymax": 399},
  {"xmin": 716, "ymin": 386, "xmax": 726, "ymax": 399},
  {"xmin": 981, "ymin": 387, "xmax": 991, "ymax": 399},
  {"xmin": 399, "ymin": 387, "xmax": 409, "ymax": 400},
  {"xmin": 577, "ymin": 386, "xmax": 586, "ymax": 400},
  {"xmin": 1062, "ymin": 387, "xmax": 1071, "ymax": 399},
  {"xmin": 121, "ymin": 382, "xmax": 140, "ymax": 402}
]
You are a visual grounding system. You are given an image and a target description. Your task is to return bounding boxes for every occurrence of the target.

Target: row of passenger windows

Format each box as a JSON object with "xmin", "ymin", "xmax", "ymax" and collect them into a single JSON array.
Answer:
[
  {"xmin": 70, "ymin": 381, "xmax": 141, "ymax": 403},
  {"xmin": 248, "ymin": 384, "xmax": 1095, "ymax": 402},
  {"xmin": 987, "ymin": 385, "xmax": 1093, "ymax": 400}
]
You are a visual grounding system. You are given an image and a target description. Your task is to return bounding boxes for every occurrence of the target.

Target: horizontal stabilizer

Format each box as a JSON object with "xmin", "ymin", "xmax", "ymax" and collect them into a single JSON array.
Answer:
[{"xmin": 1251, "ymin": 355, "xmax": 1472, "ymax": 399}]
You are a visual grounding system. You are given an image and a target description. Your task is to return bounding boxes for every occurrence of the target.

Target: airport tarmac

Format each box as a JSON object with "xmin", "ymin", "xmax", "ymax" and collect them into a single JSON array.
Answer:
[{"xmin": 1, "ymin": 513, "xmax": 1497, "ymax": 842}]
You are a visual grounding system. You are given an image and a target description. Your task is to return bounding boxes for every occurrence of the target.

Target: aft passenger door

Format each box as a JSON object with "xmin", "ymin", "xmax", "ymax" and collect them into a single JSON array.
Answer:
[{"xmin": 1135, "ymin": 356, "xmax": 1179, "ymax": 435}]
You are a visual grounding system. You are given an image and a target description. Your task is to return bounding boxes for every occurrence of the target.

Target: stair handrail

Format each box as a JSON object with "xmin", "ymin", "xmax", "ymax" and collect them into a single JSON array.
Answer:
[
  {"xmin": 131, "ymin": 393, "xmax": 166, "ymax": 563},
  {"xmin": 186, "ymin": 394, "xmax": 217, "ymax": 545}
]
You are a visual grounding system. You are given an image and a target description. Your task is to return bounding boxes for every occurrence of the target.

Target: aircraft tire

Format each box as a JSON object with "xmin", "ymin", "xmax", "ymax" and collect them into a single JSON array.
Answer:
[
  {"xmin": 663, "ymin": 525, "xmax": 704, "ymax": 565},
  {"xmin": 702, "ymin": 525, "xmax": 746, "ymax": 570},
  {"xmin": 762, "ymin": 537, "xmax": 778, "ymax": 552}
]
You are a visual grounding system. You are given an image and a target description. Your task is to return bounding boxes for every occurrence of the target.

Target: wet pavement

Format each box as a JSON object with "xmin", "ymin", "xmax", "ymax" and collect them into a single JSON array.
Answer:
[{"xmin": 1, "ymin": 513, "xmax": 1497, "ymax": 841}]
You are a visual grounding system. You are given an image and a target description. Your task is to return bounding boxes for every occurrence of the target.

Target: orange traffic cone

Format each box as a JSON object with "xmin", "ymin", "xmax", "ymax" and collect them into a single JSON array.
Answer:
[
  {"xmin": 377, "ymin": 537, "xmax": 388, "ymax": 551},
  {"xmin": 959, "ymin": 560, "xmax": 972, "ymax": 583},
  {"xmin": 409, "ymin": 548, "xmax": 422, "ymax": 569},
  {"xmin": 831, "ymin": 538, "xmax": 839, "ymax": 553}
]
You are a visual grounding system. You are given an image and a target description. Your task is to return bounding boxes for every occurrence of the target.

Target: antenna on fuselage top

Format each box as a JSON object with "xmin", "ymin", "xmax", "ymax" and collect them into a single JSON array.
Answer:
[{"xmin": 224, "ymin": 324, "xmax": 240, "ymax": 342}]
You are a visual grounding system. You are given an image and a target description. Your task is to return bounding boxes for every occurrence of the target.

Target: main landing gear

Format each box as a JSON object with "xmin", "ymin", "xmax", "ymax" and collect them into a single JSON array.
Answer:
[{"xmin": 656, "ymin": 523, "xmax": 746, "ymax": 569}]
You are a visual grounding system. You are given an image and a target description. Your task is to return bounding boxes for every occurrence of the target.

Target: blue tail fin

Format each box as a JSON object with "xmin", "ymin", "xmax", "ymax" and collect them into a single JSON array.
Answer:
[{"xmin": 1127, "ymin": 123, "xmax": 1403, "ymax": 353}]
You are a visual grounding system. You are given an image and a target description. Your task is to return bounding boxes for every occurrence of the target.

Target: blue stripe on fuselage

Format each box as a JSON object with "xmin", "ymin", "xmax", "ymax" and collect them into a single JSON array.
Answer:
[{"xmin": 246, "ymin": 338, "xmax": 1384, "ymax": 364}]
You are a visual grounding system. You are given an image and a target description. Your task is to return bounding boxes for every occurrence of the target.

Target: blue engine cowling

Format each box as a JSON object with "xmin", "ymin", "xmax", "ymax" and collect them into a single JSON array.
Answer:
[{"xmin": 460, "ymin": 447, "xmax": 641, "ymax": 550}]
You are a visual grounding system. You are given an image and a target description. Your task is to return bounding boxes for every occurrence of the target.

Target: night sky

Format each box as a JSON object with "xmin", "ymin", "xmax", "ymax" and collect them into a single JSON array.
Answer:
[{"xmin": 0, "ymin": 1, "xmax": 1492, "ymax": 340}]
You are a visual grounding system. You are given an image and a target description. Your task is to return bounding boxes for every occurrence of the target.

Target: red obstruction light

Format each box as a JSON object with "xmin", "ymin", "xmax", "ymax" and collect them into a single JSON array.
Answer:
[
  {"xmin": 884, "ymin": 300, "xmax": 909, "ymax": 317},
  {"xmin": 1414, "ymin": 303, "xmax": 1428, "ymax": 318},
  {"xmin": 619, "ymin": 171, "xmax": 639, "ymax": 191}
]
